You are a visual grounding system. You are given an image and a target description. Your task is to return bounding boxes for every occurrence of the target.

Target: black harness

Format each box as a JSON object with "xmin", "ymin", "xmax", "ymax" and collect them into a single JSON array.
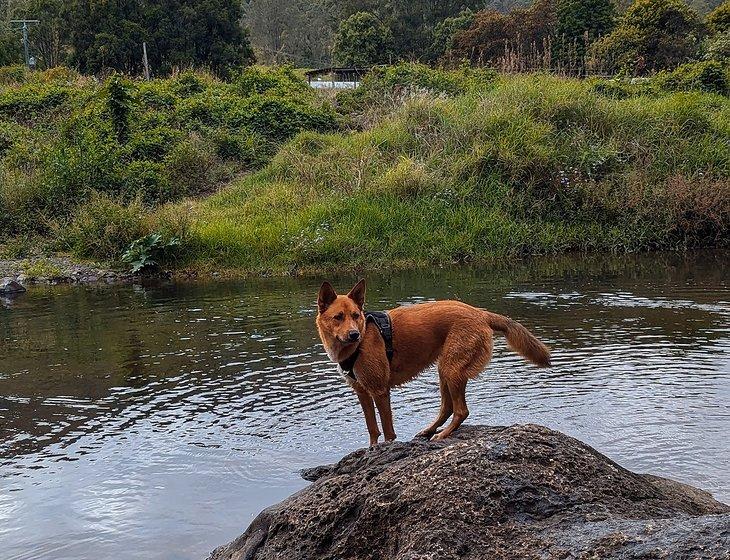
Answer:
[{"xmin": 338, "ymin": 311, "xmax": 394, "ymax": 380}]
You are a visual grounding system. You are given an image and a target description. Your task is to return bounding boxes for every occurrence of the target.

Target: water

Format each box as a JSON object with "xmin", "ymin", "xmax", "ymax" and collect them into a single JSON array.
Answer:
[{"xmin": 1, "ymin": 252, "xmax": 728, "ymax": 560}]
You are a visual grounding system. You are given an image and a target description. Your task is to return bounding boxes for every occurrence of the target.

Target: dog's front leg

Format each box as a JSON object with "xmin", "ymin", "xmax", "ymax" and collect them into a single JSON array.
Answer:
[
  {"xmin": 355, "ymin": 389, "xmax": 381, "ymax": 446},
  {"xmin": 373, "ymin": 392, "xmax": 396, "ymax": 442}
]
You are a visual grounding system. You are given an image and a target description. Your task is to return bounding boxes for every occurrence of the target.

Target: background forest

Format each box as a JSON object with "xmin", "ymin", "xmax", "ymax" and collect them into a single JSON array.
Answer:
[{"xmin": 0, "ymin": 0, "xmax": 728, "ymax": 75}]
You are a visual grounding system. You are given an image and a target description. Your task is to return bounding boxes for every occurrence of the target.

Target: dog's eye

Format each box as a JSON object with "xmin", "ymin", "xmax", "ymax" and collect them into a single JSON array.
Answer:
[
  {"xmin": 352, "ymin": 313, "xmax": 360, "ymax": 320},
  {"xmin": 333, "ymin": 312, "xmax": 344, "ymax": 321}
]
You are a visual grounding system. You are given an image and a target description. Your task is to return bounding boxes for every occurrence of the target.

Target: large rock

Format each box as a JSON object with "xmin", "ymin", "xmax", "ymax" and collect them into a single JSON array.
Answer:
[{"xmin": 209, "ymin": 425, "xmax": 730, "ymax": 560}]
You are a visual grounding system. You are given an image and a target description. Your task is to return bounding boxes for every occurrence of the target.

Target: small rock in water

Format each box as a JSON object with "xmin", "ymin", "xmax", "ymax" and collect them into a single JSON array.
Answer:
[{"xmin": 0, "ymin": 278, "xmax": 27, "ymax": 294}]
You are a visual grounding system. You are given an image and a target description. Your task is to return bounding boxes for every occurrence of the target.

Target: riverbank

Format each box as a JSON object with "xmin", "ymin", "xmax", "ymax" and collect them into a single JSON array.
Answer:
[
  {"xmin": 177, "ymin": 75, "xmax": 728, "ymax": 274},
  {"xmin": 0, "ymin": 255, "xmax": 131, "ymax": 285},
  {"xmin": 209, "ymin": 424, "xmax": 730, "ymax": 560},
  {"xmin": 1, "ymin": 65, "xmax": 728, "ymax": 275}
]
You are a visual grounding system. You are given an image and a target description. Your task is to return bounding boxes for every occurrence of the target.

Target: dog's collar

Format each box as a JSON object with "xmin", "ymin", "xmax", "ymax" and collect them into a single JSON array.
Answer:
[{"xmin": 338, "ymin": 311, "xmax": 394, "ymax": 381}]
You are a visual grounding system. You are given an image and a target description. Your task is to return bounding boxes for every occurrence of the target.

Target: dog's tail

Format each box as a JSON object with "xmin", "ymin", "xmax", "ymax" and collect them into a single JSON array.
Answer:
[{"xmin": 485, "ymin": 311, "xmax": 551, "ymax": 367}]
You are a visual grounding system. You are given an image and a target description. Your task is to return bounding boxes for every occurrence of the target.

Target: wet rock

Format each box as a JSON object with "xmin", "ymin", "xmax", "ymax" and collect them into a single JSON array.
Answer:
[
  {"xmin": 0, "ymin": 257, "xmax": 135, "ymax": 286},
  {"xmin": 208, "ymin": 425, "xmax": 729, "ymax": 560},
  {"xmin": 0, "ymin": 278, "xmax": 26, "ymax": 294}
]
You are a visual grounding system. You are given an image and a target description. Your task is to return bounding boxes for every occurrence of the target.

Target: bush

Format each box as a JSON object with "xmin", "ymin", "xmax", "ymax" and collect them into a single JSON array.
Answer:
[
  {"xmin": 122, "ymin": 232, "xmax": 180, "ymax": 273},
  {"xmin": 702, "ymin": 31, "xmax": 730, "ymax": 62},
  {"xmin": 228, "ymin": 95, "xmax": 338, "ymax": 141},
  {"xmin": 0, "ymin": 67, "xmax": 340, "ymax": 247},
  {"xmin": 60, "ymin": 193, "xmax": 148, "ymax": 260},
  {"xmin": 0, "ymin": 82, "xmax": 71, "ymax": 120},
  {"xmin": 656, "ymin": 60, "xmax": 729, "ymax": 95},
  {"xmin": 235, "ymin": 66, "xmax": 311, "ymax": 97},
  {"xmin": 178, "ymin": 73, "xmax": 729, "ymax": 273},
  {"xmin": 337, "ymin": 62, "xmax": 497, "ymax": 113},
  {"xmin": 0, "ymin": 65, "xmax": 27, "ymax": 86},
  {"xmin": 707, "ymin": 1, "xmax": 730, "ymax": 34}
]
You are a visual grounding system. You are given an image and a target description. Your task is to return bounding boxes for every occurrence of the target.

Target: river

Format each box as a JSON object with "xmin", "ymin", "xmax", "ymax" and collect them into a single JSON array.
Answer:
[{"xmin": 1, "ymin": 252, "xmax": 728, "ymax": 560}]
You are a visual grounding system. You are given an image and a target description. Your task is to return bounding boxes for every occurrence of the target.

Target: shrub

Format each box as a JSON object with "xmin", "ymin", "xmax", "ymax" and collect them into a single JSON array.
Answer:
[
  {"xmin": 0, "ymin": 82, "xmax": 71, "ymax": 120},
  {"xmin": 106, "ymin": 75, "xmax": 133, "ymax": 143},
  {"xmin": 0, "ymin": 65, "xmax": 27, "ymax": 86},
  {"xmin": 337, "ymin": 63, "xmax": 497, "ymax": 113},
  {"xmin": 235, "ymin": 66, "xmax": 311, "ymax": 97},
  {"xmin": 656, "ymin": 60, "xmax": 729, "ymax": 95},
  {"xmin": 707, "ymin": 1, "xmax": 730, "ymax": 34},
  {"xmin": 163, "ymin": 135, "xmax": 218, "ymax": 197},
  {"xmin": 702, "ymin": 31, "xmax": 730, "ymax": 62},
  {"xmin": 179, "ymin": 73, "xmax": 729, "ymax": 273},
  {"xmin": 0, "ymin": 66, "xmax": 340, "ymax": 247},
  {"xmin": 228, "ymin": 95, "xmax": 338, "ymax": 141},
  {"xmin": 60, "ymin": 193, "xmax": 148, "ymax": 260},
  {"xmin": 122, "ymin": 232, "xmax": 180, "ymax": 273}
]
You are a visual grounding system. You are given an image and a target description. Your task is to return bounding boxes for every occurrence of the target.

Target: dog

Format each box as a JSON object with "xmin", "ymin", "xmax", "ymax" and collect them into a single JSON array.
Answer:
[{"xmin": 316, "ymin": 279, "xmax": 551, "ymax": 445}]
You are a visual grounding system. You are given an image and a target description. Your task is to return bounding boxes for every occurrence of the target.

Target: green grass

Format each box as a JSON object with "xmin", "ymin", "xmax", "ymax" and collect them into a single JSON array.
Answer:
[
  {"xmin": 0, "ymin": 65, "xmax": 339, "ymax": 258},
  {"xmin": 169, "ymin": 72, "xmax": 729, "ymax": 274}
]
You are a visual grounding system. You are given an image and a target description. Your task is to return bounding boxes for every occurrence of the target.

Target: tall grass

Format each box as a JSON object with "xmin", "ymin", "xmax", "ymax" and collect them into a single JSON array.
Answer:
[{"xmin": 172, "ymin": 72, "xmax": 728, "ymax": 274}]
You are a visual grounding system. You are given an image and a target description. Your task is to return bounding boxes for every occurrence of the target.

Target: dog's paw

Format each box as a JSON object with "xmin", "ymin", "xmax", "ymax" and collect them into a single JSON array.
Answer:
[{"xmin": 413, "ymin": 429, "xmax": 434, "ymax": 440}]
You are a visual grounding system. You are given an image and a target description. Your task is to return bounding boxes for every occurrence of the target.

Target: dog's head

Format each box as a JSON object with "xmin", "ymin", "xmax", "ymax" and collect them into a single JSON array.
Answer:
[{"xmin": 316, "ymin": 279, "xmax": 367, "ymax": 358}]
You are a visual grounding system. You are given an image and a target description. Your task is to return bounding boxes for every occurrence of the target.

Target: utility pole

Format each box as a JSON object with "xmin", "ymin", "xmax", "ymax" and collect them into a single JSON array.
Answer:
[
  {"xmin": 10, "ymin": 19, "xmax": 40, "ymax": 68},
  {"xmin": 142, "ymin": 42, "xmax": 150, "ymax": 80}
]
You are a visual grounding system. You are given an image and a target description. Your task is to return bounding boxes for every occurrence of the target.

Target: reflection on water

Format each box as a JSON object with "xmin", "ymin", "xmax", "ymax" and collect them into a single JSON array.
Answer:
[{"xmin": 1, "ymin": 252, "xmax": 728, "ymax": 560}]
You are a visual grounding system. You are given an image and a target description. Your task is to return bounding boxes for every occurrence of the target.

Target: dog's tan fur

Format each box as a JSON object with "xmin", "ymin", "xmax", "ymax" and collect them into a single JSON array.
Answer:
[{"xmin": 316, "ymin": 279, "xmax": 551, "ymax": 445}]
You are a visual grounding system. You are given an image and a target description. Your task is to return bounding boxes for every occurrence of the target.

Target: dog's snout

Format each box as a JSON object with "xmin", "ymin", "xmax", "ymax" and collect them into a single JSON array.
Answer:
[{"xmin": 348, "ymin": 330, "xmax": 360, "ymax": 341}]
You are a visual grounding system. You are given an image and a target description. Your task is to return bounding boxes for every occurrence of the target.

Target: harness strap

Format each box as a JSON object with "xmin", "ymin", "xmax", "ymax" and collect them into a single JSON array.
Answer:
[{"xmin": 338, "ymin": 311, "xmax": 394, "ymax": 380}]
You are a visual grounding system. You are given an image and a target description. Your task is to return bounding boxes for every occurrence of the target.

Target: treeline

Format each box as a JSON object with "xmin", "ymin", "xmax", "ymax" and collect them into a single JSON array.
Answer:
[
  {"xmin": 245, "ymin": 0, "xmax": 725, "ymax": 67},
  {"xmin": 0, "ymin": 0, "xmax": 253, "ymax": 75},
  {"xmin": 333, "ymin": 0, "xmax": 729, "ymax": 76},
  {"xmin": 1, "ymin": 0, "xmax": 727, "ymax": 77}
]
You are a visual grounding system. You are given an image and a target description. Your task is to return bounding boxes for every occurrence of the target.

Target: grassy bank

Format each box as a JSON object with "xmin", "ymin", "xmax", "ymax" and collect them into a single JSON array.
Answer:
[
  {"xmin": 172, "ymin": 71, "xmax": 729, "ymax": 274},
  {"xmin": 0, "ymin": 65, "xmax": 338, "ymax": 260},
  {"xmin": 1, "ymin": 64, "xmax": 728, "ymax": 274}
]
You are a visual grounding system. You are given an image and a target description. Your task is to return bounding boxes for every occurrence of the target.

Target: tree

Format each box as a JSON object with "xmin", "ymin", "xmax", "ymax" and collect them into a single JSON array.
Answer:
[
  {"xmin": 451, "ymin": 0, "xmax": 557, "ymax": 65},
  {"xmin": 332, "ymin": 11, "xmax": 392, "ymax": 66},
  {"xmin": 0, "ymin": 23, "xmax": 22, "ymax": 65},
  {"xmin": 589, "ymin": 0, "xmax": 704, "ymax": 74},
  {"xmin": 244, "ymin": 0, "xmax": 333, "ymax": 66},
  {"xmin": 555, "ymin": 0, "xmax": 615, "ymax": 61},
  {"xmin": 26, "ymin": 0, "xmax": 68, "ymax": 68},
  {"xmin": 68, "ymin": 0, "xmax": 254, "ymax": 76},
  {"xmin": 430, "ymin": 9, "xmax": 475, "ymax": 61},
  {"xmin": 330, "ymin": 0, "xmax": 486, "ymax": 62}
]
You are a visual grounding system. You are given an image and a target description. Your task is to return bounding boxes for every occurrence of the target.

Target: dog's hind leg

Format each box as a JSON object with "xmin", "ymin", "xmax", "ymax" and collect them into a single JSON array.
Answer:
[
  {"xmin": 415, "ymin": 373, "xmax": 452, "ymax": 439},
  {"xmin": 431, "ymin": 324, "xmax": 493, "ymax": 441}
]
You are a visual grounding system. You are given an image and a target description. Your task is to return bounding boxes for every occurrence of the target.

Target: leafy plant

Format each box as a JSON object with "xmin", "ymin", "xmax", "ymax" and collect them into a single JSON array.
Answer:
[{"xmin": 122, "ymin": 233, "xmax": 180, "ymax": 273}]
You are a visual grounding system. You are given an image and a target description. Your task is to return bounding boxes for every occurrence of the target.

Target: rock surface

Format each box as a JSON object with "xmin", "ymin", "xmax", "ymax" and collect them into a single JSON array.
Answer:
[
  {"xmin": 0, "ymin": 277, "xmax": 26, "ymax": 294},
  {"xmin": 0, "ymin": 256, "xmax": 133, "ymax": 285},
  {"xmin": 209, "ymin": 425, "xmax": 729, "ymax": 560}
]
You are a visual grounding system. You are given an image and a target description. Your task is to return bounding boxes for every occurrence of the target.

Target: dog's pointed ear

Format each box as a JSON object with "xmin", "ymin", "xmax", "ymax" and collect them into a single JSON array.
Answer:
[
  {"xmin": 318, "ymin": 282, "xmax": 337, "ymax": 313},
  {"xmin": 347, "ymin": 278, "xmax": 366, "ymax": 309}
]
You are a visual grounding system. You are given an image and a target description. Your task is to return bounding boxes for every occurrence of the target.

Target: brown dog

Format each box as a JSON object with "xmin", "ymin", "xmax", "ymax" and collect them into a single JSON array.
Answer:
[{"xmin": 316, "ymin": 279, "xmax": 551, "ymax": 445}]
